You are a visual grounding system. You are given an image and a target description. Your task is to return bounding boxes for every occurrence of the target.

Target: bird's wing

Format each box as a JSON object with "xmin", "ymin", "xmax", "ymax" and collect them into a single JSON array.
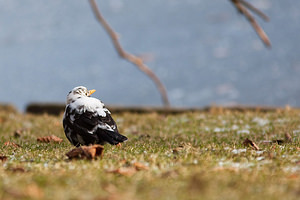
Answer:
[{"xmin": 64, "ymin": 105, "xmax": 127, "ymax": 145}]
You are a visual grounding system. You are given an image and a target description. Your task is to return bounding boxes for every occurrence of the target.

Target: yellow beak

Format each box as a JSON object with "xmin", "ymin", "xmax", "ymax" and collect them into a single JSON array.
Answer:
[{"xmin": 88, "ymin": 89, "xmax": 96, "ymax": 96}]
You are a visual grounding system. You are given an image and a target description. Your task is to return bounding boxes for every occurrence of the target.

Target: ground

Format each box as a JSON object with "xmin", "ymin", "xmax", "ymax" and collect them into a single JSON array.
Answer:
[{"xmin": 0, "ymin": 107, "xmax": 299, "ymax": 200}]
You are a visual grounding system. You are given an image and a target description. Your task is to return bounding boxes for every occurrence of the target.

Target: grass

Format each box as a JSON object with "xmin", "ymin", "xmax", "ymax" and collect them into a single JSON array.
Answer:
[{"xmin": 0, "ymin": 108, "xmax": 299, "ymax": 200}]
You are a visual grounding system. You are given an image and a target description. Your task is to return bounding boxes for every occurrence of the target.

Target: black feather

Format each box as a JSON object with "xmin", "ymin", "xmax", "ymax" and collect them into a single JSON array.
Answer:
[{"xmin": 63, "ymin": 105, "xmax": 127, "ymax": 146}]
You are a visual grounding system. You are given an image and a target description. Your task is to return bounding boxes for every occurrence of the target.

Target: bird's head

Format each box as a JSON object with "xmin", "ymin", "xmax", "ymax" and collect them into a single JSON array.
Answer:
[{"xmin": 66, "ymin": 86, "xmax": 96, "ymax": 104}]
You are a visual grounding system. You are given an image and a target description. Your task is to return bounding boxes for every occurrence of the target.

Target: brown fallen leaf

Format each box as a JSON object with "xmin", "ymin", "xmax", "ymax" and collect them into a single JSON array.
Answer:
[
  {"xmin": 285, "ymin": 132, "xmax": 292, "ymax": 142},
  {"xmin": 116, "ymin": 143, "xmax": 122, "ymax": 147},
  {"xmin": 13, "ymin": 128, "xmax": 28, "ymax": 138},
  {"xmin": 0, "ymin": 155, "xmax": 8, "ymax": 162},
  {"xmin": 107, "ymin": 167, "xmax": 137, "ymax": 176},
  {"xmin": 9, "ymin": 167, "xmax": 26, "ymax": 173},
  {"xmin": 133, "ymin": 162, "xmax": 149, "ymax": 171},
  {"xmin": 4, "ymin": 141, "xmax": 21, "ymax": 148},
  {"xmin": 14, "ymin": 130, "xmax": 22, "ymax": 138},
  {"xmin": 66, "ymin": 145, "xmax": 104, "ymax": 160},
  {"xmin": 37, "ymin": 135, "xmax": 63, "ymax": 143},
  {"xmin": 243, "ymin": 138, "xmax": 259, "ymax": 150},
  {"xmin": 107, "ymin": 161, "xmax": 148, "ymax": 176}
]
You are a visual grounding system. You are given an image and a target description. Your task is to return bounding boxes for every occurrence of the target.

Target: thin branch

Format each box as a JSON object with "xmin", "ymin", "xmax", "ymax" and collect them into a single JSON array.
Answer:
[
  {"xmin": 88, "ymin": 0, "xmax": 170, "ymax": 107},
  {"xmin": 239, "ymin": 0, "xmax": 269, "ymax": 21},
  {"xmin": 231, "ymin": 0, "xmax": 271, "ymax": 47}
]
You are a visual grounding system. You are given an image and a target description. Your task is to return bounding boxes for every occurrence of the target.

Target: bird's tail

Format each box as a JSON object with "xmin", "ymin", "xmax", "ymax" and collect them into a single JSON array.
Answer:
[{"xmin": 101, "ymin": 131, "xmax": 128, "ymax": 145}]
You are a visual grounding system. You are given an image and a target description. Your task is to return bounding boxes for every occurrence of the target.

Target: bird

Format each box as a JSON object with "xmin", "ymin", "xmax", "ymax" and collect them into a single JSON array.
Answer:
[{"xmin": 63, "ymin": 86, "xmax": 128, "ymax": 147}]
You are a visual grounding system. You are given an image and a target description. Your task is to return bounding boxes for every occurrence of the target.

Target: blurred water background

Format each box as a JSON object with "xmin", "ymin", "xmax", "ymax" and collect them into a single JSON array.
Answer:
[{"xmin": 0, "ymin": 0, "xmax": 300, "ymax": 111}]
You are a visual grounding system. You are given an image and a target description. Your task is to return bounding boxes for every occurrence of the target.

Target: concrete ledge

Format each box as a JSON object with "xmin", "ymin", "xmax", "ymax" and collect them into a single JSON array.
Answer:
[
  {"xmin": 0, "ymin": 104, "xmax": 18, "ymax": 113},
  {"xmin": 26, "ymin": 103, "xmax": 65, "ymax": 115},
  {"xmin": 25, "ymin": 102, "xmax": 294, "ymax": 115}
]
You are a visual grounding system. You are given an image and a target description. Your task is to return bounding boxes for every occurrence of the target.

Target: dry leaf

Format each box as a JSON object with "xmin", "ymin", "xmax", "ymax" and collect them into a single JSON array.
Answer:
[
  {"xmin": 108, "ymin": 167, "xmax": 137, "ymax": 176},
  {"xmin": 133, "ymin": 162, "xmax": 149, "ymax": 171},
  {"xmin": 13, "ymin": 128, "xmax": 28, "ymax": 138},
  {"xmin": 285, "ymin": 132, "xmax": 292, "ymax": 142},
  {"xmin": 4, "ymin": 141, "xmax": 21, "ymax": 148},
  {"xmin": 116, "ymin": 143, "xmax": 122, "ymax": 147},
  {"xmin": 37, "ymin": 135, "xmax": 63, "ymax": 143},
  {"xmin": 14, "ymin": 129, "xmax": 23, "ymax": 138},
  {"xmin": 243, "ymin": 138, "xmax": 259, "ymax": 150},
  {"xmin": 66, "ymin": 148, "xmax": 84, "ymax": 159},
  {"xmin": 0, "ymin": 155, "xmax": 8, "ymax": 162},
  {"xmin": 66, "ymin": 145, "xmax": 104, "ymax": 160},
  {"xmin": 81, "ymin": 145, "xmax": 104, "ymax": 159},
  {"xmin": 107, "ymin": 161, "xmax": 148, "ymax": 176},
  {"xmin": 9, "ymin": 167, "xmax": 25, "ymax": 173}
]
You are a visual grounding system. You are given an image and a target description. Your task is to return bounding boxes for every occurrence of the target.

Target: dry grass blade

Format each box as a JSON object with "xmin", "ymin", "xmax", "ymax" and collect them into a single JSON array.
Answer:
[
  {"xmin": 37, "ymin": 135, "xmax": 63, "ymax": 143},
  {"xmin": 243, "ymin": 138, "xmax": 260, "ymax": 150},
  {"xmin": 88, "ymin": 0, "xmax": 169, "ymax": 107},
  {"xmin": 231, "ymin": 0, "xmax": 271, "ymax": 47},
  {"xmin": 66, "ymin": 145, "xmax": 104, "ymax": 160}
]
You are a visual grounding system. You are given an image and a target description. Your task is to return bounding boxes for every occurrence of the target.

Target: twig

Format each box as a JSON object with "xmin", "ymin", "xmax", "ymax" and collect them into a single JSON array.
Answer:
[
  {"xmin": 239, "ymin": 0, "xmax": 269, "ymax": 21},
  {"xmin": 231, "ymin": 0, "xmax": 271, "ymax": 47},
  {"xmin": 88, "ymin": 0, "xmax": 170, "ymax": 107}
]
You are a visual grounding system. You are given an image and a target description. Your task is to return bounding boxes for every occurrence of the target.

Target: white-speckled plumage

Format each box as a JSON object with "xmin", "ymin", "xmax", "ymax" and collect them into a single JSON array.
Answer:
[
  {"xmin": 69, "ymin": 96, "xmax": 109, "ymax": 117},
  {"xmin": 63, "ymin": 86, "xmax": 127, "ymax": 147}
]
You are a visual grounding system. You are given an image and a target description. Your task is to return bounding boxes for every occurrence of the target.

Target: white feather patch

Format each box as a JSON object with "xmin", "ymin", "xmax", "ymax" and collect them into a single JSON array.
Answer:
[{"xmin": 69, "ymin": 96, "xmax": 108, "ymax": 117}]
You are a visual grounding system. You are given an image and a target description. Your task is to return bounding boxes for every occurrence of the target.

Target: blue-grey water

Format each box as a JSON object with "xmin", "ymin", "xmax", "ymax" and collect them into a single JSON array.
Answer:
[{"xmin": 0, "ymin": 0, "xmax": 300, "ymax": 110}]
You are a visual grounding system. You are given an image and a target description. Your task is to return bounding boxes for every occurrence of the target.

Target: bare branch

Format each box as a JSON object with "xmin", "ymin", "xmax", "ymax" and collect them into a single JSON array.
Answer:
[
  {"xmin": 231, "ymin": 0, "xmax": 271, "ymax": 47},
  {"xmin": 88, "ymin": 0, "xmax": 170, "ymax": 107},
  {"xmin": 239, "ymin": 0, "xmax": 269, "ymax": 21}
]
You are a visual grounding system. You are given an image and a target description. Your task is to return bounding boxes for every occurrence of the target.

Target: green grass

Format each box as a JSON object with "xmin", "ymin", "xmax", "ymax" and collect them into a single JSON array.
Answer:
[{"xmin": 0, "ymin": 108, "xmax": 299, "ymax": 200}]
